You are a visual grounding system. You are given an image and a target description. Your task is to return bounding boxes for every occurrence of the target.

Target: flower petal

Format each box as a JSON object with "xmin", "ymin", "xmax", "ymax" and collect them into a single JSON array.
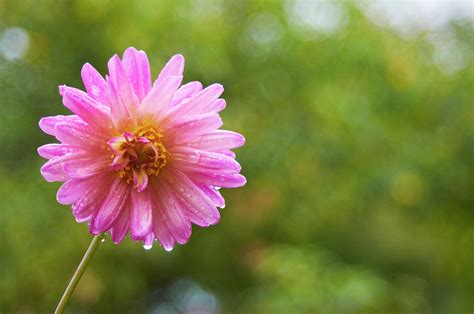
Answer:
[
  {"xmin": 39, "ymin": 115, "xmax": 83, "ymax": 136},
  {"xmin": 90, "ymin": 177, "xmax": 129, "ymax": 234},
  {"xmin": 61, "ymin": 152, "xmax": 111, "ymax": 178},
  {"xmin": 40, "ymin": 157, "xmax": 70, "ymax": 182},
  {"xmin": 171, "ymin": 81, "xmax": 203, "ymax": 106},
  {"xmin": 132, "ymin": 168, "xmax": 149, "ymax": 192},
  {"xmin": 167, "ymin": 84, "xmax": 223, "ymax": 119},
  {"xmin": 140, "ymin": 75, "xmax": 183, "ymax": 123},
  {"xmin": 72, "ymin": 174, "xmax": 115, "ymax": 222},
  {"xmin": 122, "ymin": 47, "xmax": 151, "ymax": 102},
  {"xmin": 81, "ymin": 63, "xmax": 108, "ymax": 105},
  {"xmin": 55, "ymin": 121, "xmax": 107, "ymax": 151},
  {"xmin": 186, "ymin": 171, "xmax": 246, "ymax": 188},
  {"xmin": 142, "ymin": 233, "xmax": 155, "ymax": 249},
  {"xmin": 197, "ymin": 184, "xmax": 225, "ymax": 208},
  {"xmin": 110, "ymin": 203, "xmax": 130, "ymax": 244},
  {"xmin": 154, "ymin": 54, "xmax": 185, "ymax": 87},
  {"xmin": 218, "ymin": 149, "xmax": 237, "ymax": 159},
  {"xmin": 37, "ymin": 144, "xmax": 79, "ymax": 159},
  {"xmin": 60, "ymin": 86, "xmax": 112, "ymax": 131},
  {"xmin": 163, "ymin": 169, "xmax": 220, "ymax": 227},
  {"xmin": 130, "ymin": 189, "xmax": 153, "ymax": 239},
  {"xmin": 151, "ymin": 202, "xmax": 176, "ymax": 251},
  {"xmin": 152, "ymin": 180, "xmax": 192, "ymax": 244},
  {"xmin": 182, "ymin": 130, "xmax": 245, "ymax": 151},
  {"xmin": 172, "ymin": 147, "xmax": 241, "ymax": 172},
  {"xmin": 57, "ymin": 173, "xmax": 109, "ymax": 205},
  {"xmin": 107, "ymin": 134, "xmax": 128, "ymax": 155},
  {"xmin": 208, "ymin": 98, "xmax": 226, "ymax": 112},
  {"xmin": 106, "ymin": 55, "xmax": 140, "ymax": 130},
  {"xmin": 166, "ymin": 112, "xmax": 223, "ymax": 145}
]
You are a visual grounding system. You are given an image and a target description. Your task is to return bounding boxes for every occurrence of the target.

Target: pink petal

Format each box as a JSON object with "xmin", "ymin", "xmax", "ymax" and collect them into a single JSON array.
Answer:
[
  {"xmin": 111, "ymin": 154, "xmax": 129, "ymax": 170},
  {"xmin": 57, "ymin": 179, "xmax": 90, "ymax": 205},
  {"xmin": 39, "ymin": 115, "xmax": 83, "ymax": 136},
  {"xmin": 198, "ymin": 184, "xmax": 225, "ymax": 208},
  {"xmin": 57, "ymin": 173, "xmax": 109, "ymax": 205},
  {"xmin": 154, "ymin": 54, "xmax": 185, "ymax": 87},
  {"xmin": 122, "ymin": 47, "xmax": 151, "ymax": 102},
  {"xmin": 132, "ymin": 168, "xmax": 149, "ymax": 192},
  {"xmin": 167, "ymin": 84, "xmax": 223, "ymax": 120},
  {"xmin": 186, "ymin": 171, "xmax": 246, "ymax": 188},
  {"xmin": 137, "ymin": 137, "xmax": 149, "ymax": 143},
  {"xmin": 60, "ymin": 86, "xmax": 112, "ymax": 131},
  {"xmin": 208, "ymin": 99, "xmax": 226, "ymax": 112},
  {"xmin": 55, "ymin": 121, "xmax": 106, "ymax": 151},
  {"xmin": 108, "ymin": 135, "xmax": 128, "ymax": 154},
  {"xmin": 218, "ymin": 150, "xmax": 237, "ymax": 159},
  {"xmin": 152, "ymin": 180, "xmax": 192, "ymax": 244},
  {"xmin": 183, "ymin": 130, "xmax": 245, "ymax": 151},
  {"xmin": 90, "ymin": 177, "xmax": 130, "ymax": 234},
  {"xmin": 166, "ymin": 112, "xmax": 223, "ymax": 145},
  {"xmin": 106, "ymin": 55, "xmax": 139, "ymax": 130},
  {"xmin": 163, "ymin": 169, "xmax": 220, "ymax": 227},
  {"xmin": 81, "ymin": 63, "xmax": 108, "ymax": 105},
  {"xmin": 72, "ymin": 174, "xmax": 115, "ymax": 222},
  {"xmin": 151, "ymin": 201, "xmax": 176, "ymax": 251},
  {"xmin": 110, "ymin": 203, "xmax": 130, "ymax": 244},
  {"xmin": 61, "ymin": 152, "xmax": 111, "ymax": 178},
  {"xmin": 40, "ymin": 157, "xmax": 70, "ymax": 182},
  {"xmin": 139, "ymin": 75, "xmax": 183, "ymax": 123},
  {"xmin": 130, "ymin": 189, "xmax": 153, "ymax": 239},
  {"xmin": 171, "ymin": 81, "xmax": 203, "ymax": 106},
  {"xmin": 172, "ymin": 147, "xmax": 241, "ymax": 172},
  {"xmin": 37, "ymin": 144, "xmax": 78, "ymax": 159},
  {"xmin": 142, "ymin": 233, "xmax": 155, "ymax": 249}
]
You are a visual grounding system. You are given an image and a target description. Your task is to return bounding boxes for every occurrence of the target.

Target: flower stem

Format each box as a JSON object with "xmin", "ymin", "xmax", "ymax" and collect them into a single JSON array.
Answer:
[{"xmin": 55, "ymin": 233, "xmax": 106, "ymax": 314}]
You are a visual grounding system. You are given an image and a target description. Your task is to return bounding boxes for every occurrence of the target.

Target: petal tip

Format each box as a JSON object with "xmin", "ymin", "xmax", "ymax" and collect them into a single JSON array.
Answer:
[
  {"xmin": 37, "ymin": 146, "xmax": 49, "ymax": 159},
  {"xmin": 58, "ymin": 85, "xmax": 67, "ymax": 96},
  {"xmin": 172, "ymin": 53, "xmax": 185, "ymax": 63},
  {"xmin": 240, "ymin": 174, "xmax": 247, "ymax": 185},
  {"xmin": 81, "ymin": 62, "xmax": 92, "ymax": 72},
  {"xmin": 38, "ymin": 117, "xmax": 49, "ymax": 133},
  {"xmin": 124, "ymin": 46, "xmax": 138, "ymax": 54},
  {"xmin": 237, "ymin": 133, "xmax": 246, "ymax": 146},
  {"xmin": 163, "ymin": 245, "xmax": 174, "ymax": 252},
  {"xmin": 209, "ymin": 215, "xmax": 221, "ymax": 226},
  {"xmin": 108, "ymin": 54, "xmax": 122, "ymax": 67}
]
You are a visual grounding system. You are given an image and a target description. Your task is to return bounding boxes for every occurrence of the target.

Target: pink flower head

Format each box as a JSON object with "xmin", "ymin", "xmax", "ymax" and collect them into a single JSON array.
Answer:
[{"xmin": 38, "ymin": 47, "xmax": 246, "ymax": 250}]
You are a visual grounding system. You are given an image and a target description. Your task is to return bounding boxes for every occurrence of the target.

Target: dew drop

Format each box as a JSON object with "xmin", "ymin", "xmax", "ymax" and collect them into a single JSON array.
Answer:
[
  {"xmin": 99, "ymin": 233, "xmax": 107, "ymax": 243},
  {"xmin": 91, "ymin": 85, "xmax": 100, "ymax": 96}
]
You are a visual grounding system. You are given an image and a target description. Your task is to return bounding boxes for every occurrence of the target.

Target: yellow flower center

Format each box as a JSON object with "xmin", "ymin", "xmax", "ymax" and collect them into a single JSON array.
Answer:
[{"xmin": 108, "ymin": 125, "xmax": 170, "ymax": 190}]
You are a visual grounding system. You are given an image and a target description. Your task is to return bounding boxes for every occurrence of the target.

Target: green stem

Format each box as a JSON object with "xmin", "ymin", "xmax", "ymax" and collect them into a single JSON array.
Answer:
[{"xmin": 54, "ymin": 233, "xmax": 106, "ymax": 314}]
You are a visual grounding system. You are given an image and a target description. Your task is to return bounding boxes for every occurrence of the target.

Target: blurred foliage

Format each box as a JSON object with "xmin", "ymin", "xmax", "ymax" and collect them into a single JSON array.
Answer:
[{"xmin": 0, "ymin": 0, "xmax": 473, "ymax": 313}]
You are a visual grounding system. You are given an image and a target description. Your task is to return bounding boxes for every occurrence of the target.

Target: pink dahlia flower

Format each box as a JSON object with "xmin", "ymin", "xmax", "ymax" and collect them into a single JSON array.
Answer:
[{"xmin": 38, "ymin": 47, "xmax": 246, "ymax": 250}]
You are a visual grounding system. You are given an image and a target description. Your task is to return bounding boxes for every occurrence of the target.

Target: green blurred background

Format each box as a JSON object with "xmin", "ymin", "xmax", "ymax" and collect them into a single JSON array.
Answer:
[{"xmin": 0, "ymin": 0, "xmax": 473, "ymax": 313}]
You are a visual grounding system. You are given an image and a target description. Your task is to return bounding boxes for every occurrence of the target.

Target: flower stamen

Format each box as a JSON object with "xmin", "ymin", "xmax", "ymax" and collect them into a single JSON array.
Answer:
[{"xmin": 108, "ymin": 125, "xmax": 170, "ymax": 192}]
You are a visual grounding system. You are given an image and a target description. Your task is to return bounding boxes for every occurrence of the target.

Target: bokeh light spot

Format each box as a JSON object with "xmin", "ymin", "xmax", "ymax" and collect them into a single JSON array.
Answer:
[{"xmin": 0, "ymin": 27, "xmax": 29, "ymax": 61}]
